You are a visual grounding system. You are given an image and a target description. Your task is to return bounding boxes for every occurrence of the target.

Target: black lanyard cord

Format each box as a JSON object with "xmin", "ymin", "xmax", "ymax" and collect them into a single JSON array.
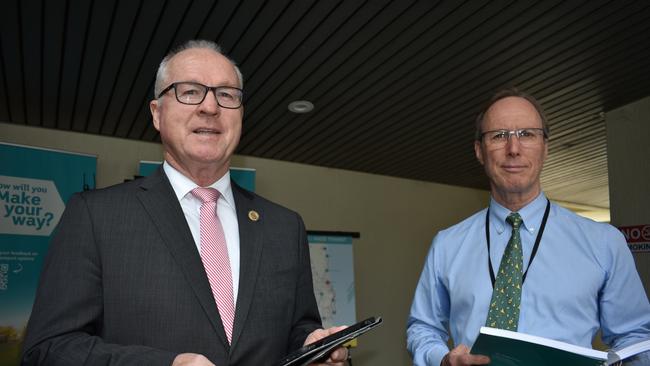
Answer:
[{"xmin": 485, "ymin": 199, "xmax": 551, "ymax": 288}]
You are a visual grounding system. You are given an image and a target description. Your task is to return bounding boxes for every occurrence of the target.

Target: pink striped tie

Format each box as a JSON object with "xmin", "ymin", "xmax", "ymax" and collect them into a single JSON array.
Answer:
[{"xmin": 191, "ymin": 187, "xmax": 235, "ymax": 344}]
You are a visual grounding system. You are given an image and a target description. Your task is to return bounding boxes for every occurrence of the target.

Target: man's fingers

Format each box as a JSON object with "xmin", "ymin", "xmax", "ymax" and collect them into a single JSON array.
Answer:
[
  {"xmin": 445, "ymin": 344, "xmax": 490, "ymax": 366},
  {"xmin": 459, "ymin": 353, "xmax": 490, "ymax": 365},
  {"xmin": 328, "ymin": 346, "xmax": 348, "ymax": 362},
  {"xmin": 305, "ymin": 326, "xmax": 348, "ymax": 345}
]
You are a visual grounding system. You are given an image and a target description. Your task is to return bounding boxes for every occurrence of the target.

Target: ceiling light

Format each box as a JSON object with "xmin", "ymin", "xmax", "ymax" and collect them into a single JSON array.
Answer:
[{"xmin": 288, "ymin": 100, "xmax": 314, "ymax": 114}]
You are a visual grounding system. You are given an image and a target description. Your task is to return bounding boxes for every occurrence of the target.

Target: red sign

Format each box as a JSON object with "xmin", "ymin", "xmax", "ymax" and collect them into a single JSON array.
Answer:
[{"xmin": 618, "ymin": 225, "xmax": 650, "ymax": 243}]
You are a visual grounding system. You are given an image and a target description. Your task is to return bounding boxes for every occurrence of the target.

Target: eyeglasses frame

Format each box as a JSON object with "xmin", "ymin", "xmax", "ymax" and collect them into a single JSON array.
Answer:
[
  {"xmin": 479, "ymin": 128, "xmax": 548, "ymax": 147},
  {"xmin": 157, "ymin": 81, "xmax": 243, "ymax": 109}
]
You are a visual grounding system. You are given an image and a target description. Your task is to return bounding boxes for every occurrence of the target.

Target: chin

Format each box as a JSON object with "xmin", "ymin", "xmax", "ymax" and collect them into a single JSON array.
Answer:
[{"xmin": 191, "ymin": 147, "xmax": 228, "ymax": 160}]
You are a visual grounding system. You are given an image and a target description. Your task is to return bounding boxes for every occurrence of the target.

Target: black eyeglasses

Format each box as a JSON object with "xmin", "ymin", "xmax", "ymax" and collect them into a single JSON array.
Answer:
[{"xmin": 157, "ymin": 81, "xmax": 243, "ymax": 109}]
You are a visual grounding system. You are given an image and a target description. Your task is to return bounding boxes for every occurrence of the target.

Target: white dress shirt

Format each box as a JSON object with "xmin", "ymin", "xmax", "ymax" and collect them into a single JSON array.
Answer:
[{"xmin": 163, "ymin": 162, "xmax": 240, "ymax": 305}]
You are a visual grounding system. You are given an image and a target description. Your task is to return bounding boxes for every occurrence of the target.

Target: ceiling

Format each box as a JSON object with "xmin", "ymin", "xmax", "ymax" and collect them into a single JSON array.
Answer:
[{"xmin": 2, "ymin": 0, "xmax": 650, "ymax": 217}]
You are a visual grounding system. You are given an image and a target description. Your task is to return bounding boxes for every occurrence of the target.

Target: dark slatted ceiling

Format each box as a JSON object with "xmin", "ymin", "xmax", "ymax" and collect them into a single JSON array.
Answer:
[{"xmin": 2, "ymin": 0, "xmax": 650, "ymax": 211}]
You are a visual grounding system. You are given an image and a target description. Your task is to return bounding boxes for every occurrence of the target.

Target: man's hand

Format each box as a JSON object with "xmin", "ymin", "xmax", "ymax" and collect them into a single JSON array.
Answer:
[
  {"xmin": 305, "ymin": 326, "xmax": 349, "ymax": 365},
  {"xmin": 441, "ymin": 344, "xmax": 490, "ymax": 366},
  {"xmin": 172, "ymin": 353, "xmax": 215, "ymax": 366}
]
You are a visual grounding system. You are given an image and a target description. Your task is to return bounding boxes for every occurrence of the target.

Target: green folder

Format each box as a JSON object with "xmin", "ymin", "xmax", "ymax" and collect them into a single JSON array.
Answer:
[{"xmin": 470, "ymin": 327, "xmax": 645, "ymax": 366}]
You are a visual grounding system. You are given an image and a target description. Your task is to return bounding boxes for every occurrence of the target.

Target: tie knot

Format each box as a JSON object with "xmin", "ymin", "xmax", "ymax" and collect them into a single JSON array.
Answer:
[
  {"xmin": 506, "ymin": 212, "xmax": 522, "ymax": 229},
  {"xmin": 191, "ymin": 187, "xmax": 220, "ymax": 204}
]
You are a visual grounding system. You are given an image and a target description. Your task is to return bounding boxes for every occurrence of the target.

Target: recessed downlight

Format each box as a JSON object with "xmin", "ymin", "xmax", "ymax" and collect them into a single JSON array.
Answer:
[{"xmin": 288, "ymin": 100, "xmax": 314, "ymax": 114}]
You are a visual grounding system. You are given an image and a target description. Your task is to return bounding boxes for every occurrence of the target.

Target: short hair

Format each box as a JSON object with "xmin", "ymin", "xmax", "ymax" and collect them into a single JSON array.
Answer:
[
  {"xmin": 474, "ymin": 88, "xmax": 550, "ymax": 141},
  {"xmin": 153, "ymin": 39, "xmax": 244, "ymax": 98}
]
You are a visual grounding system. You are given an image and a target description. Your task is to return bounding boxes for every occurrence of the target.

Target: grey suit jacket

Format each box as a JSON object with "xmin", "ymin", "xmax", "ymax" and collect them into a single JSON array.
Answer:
[{"xmin": 22, "ymin": 168, "xmax": 321, "ymax": 365}]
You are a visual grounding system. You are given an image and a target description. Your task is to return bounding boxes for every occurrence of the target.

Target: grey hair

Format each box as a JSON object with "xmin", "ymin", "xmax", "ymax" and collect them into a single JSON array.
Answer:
[
  {"xmin": 153, "ymin": 39, "xmax": 244, "ymax": 98},
  {"xmin": 474, "ymin": 87, "xmax": 550, "ymax": 141}
]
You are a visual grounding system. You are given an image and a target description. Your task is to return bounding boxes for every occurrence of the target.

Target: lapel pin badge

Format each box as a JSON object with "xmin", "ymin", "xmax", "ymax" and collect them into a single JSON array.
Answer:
[{"xmin": 248, "ymin": 210, "xmax": 260, "ymax": 222}]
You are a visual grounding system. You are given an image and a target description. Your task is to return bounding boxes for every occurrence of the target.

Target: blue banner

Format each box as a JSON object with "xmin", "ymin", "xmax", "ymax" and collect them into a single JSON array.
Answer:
[{"xmin": 0, "ymin": 142, "xmax": 96, "ymax": 365}]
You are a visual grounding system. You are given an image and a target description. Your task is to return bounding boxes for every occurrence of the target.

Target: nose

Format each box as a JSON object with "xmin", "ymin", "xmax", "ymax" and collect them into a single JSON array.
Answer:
[
  {"xmin": 505, "ymin": 133, "xmax": 521, "ymax": 155},
  {"xmin": 198, "ymin": 89, "xmax": 221, "ymax": 115}
]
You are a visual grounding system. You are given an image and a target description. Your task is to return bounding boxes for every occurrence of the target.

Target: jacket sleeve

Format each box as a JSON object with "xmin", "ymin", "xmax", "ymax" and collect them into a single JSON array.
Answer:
[{"xmin": 287, "ymin": 212, "xmax": 322, "ymax": 350}]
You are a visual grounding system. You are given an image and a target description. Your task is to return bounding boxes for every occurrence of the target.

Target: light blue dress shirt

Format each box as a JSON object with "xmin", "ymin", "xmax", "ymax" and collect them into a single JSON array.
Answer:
[{"xmin": 407, "ymin": 193, "xmax": 650, "ymax": 366}]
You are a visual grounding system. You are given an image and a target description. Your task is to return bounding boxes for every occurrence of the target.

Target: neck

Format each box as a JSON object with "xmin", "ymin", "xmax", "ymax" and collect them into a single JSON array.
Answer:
[
  {"xmin": 491, "ymin": 186, "xmax": 541, "ymax": 212},
  {"xmin": 165, "ymin": 154, "xmax": 228, "ymax": 187}
]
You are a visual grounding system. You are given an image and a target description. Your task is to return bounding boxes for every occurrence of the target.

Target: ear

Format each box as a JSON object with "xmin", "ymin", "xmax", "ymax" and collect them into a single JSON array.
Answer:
[
  {"xmin": 150, "ymin": 99, "xmax": 161, "ymax": 132},
  {"xmin": 474, "ymin": 140, "xmax": 485, "ymax": 165}
]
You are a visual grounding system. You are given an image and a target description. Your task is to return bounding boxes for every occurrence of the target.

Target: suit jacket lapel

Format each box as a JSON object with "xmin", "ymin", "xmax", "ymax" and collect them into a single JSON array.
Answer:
[
  {"xmin": 230, "ymin": 182, "xmax": 264, "ymax": 350},
  {"xmin": 136, "ymin": 168, "xmax": 230, "ymax": 347}
]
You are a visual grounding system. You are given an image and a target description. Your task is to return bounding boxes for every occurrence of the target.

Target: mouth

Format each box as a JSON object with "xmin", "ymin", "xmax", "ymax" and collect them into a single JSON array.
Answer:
[
  {"xmin": 502, "ymin": 164, "xmax": 527, "ymax": 173},
  {"xmin": 193, "ymin": 127, "xmax": 221, "ymax": 135}
]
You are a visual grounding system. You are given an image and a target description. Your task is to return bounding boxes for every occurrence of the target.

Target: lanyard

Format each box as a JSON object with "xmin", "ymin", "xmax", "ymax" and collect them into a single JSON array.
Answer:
[{"xmin": 485, "ymin": 199, "xmax": 550, "ymax": 288}]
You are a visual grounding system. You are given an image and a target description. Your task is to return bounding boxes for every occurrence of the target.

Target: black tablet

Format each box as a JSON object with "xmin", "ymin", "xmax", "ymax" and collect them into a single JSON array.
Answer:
[{"xmin": 277, "ymin": 316, "xmax": 383, "ymax": 366}]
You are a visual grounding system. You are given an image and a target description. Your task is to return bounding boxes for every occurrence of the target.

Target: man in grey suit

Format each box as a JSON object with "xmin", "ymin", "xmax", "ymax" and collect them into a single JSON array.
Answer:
[{"xmin": 22, "ymin": 40, "xmax": 348, "ymax": 366}]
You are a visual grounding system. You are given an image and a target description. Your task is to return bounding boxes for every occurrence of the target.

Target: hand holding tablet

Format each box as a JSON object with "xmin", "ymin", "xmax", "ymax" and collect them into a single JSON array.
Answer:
[{"xmin": 277, "ymin": 316, "xmax": 383, "ymax": 366}]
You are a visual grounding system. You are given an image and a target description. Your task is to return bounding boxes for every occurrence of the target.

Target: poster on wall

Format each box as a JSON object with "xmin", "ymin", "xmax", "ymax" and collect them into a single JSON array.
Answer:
[
  {"xmin": 308, "ymin": 234, "xmax": 356, "ymax": 330},
  {"xmin": 139, "ymin": 160, "xmax": 256, "ymax": 192},
  {"xmin": 619, "ymin": 224, "xmax": 650, "ymax": 252},
  {"xmin": 0, "ymin": 142, "xmax": 97, "ymax": 366}
]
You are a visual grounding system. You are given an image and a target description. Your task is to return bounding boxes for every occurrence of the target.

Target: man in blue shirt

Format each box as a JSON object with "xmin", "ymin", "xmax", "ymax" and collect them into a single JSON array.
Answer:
[{"xmin": 407, "ymin": 89, "xmax": 650, "ymax": 366}]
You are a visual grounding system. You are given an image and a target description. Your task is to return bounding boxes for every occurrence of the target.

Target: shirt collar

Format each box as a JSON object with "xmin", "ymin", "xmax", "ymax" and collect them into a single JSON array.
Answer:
[
  {"xmin": 163, "ymin": 161, "xmax": 236, "ymax": 209},
  {"xmin": 489, "ymin": 192, "xmax": 548, "ymax": 235}
]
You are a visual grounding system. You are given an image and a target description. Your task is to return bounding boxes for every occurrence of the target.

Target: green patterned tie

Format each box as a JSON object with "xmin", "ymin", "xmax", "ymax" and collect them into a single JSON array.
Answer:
[{"xmin": 486, "ymin": 212, "xmax": 523, "ymax": 330}]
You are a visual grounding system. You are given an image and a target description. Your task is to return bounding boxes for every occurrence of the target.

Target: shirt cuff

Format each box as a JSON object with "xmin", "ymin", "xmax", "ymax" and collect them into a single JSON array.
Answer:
[{"xmin": 426, "ymin": 344, "xmax": 449, "ymax": 366}]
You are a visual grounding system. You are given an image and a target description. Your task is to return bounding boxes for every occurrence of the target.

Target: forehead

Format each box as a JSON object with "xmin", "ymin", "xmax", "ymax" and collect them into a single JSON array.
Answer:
[
  {"xmin": 166, "ymin": 48, "xmax": 239, "ymax": 86},
  {"xmin": 483, "ymin": 96, "xmax": 543, "ymax": 129}
]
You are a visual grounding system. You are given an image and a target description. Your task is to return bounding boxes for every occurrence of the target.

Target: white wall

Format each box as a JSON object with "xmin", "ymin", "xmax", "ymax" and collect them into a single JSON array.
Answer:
[{"xmin": 0, "ymin": 121, "xmax": 489, "ymax": 365}]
